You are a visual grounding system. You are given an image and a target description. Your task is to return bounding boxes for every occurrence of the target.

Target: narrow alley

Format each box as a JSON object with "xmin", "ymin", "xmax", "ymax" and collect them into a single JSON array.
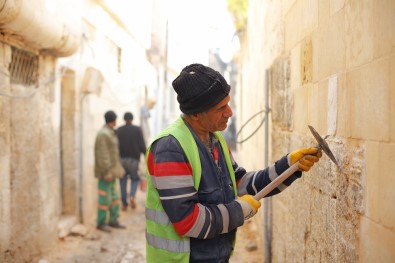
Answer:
[
  {"xmin": 1, "ymin": 0, "xmax": 395, "ymax": 262},
  {"xmin": 38, "ymin": 190, "xmax": 263, "ymax": 263}
]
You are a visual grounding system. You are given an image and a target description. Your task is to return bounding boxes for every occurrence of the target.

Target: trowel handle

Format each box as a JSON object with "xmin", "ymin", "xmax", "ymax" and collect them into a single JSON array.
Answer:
[{"xmin": 253, "ymin": 162, "xmax": 300, "ymax": 200}]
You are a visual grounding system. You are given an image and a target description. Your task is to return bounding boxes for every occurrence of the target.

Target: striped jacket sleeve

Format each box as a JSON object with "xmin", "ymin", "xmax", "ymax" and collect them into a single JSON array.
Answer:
[
  {"xmin": 231, "ymin": 150, "xmax": 302, "ymax": 197},
  {"xmin": 147, "ymin": 136, "xmax": 244, "ymax": 239}
]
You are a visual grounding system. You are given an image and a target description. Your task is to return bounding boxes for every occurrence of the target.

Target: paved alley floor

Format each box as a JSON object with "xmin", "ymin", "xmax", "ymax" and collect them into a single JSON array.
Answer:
[
  {"xmin": 39, "ymin": 189, "xmax": 263, "ymax": 263},
  {"xmin": 39, "ymin": 190, "xmax": 147, "ymax": 263}
]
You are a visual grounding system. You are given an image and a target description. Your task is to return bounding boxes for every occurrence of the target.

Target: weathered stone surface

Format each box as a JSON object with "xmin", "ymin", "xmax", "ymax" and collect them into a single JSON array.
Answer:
[
  {"xmin": 70, "ymin": 224, "xmax": 88, "ymax": 237},
  {"xmin": 270, "ymin": 56, "xmax": 293, "ymax": 130},
  {"xmin": 241, "ymin": 1, "xmax": 395, "ymax": 262},
  {"xmin": 58, "ymin": 215, "xmax": 78, "ymax": 239},
  {"xmin": 347, "ymin": 58, "xmax": 391, "ymax": 141}
]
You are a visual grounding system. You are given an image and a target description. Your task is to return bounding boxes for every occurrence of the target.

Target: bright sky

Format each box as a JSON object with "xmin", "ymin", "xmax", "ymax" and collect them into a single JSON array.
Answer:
[
  {"xmin": 96, "ymin": 0, "xmax": 236, "ymax": 70},
  {"xmin": 166, "ymin": 0, "xmax": 237, "ymax": 70}
]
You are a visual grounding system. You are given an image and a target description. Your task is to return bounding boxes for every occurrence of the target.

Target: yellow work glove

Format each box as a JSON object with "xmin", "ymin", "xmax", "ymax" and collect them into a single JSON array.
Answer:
[
  {"xmin": 236, "ymin": 195, "xmax": 261, "ymax": 220},
  {"xmin": 288, "ymin": 147, "xmax": 322, "ymax": 172}
]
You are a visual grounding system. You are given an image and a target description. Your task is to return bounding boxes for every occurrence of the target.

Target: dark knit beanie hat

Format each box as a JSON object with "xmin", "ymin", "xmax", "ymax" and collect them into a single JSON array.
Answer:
[
  {"xmin": 104, "ymin": 110, "xmax": 117, "ymax": 123},
  {"xmin": 124, "ymin": 112, "xmax": 134, "ymax": 121},
  {"xmin": 172, "ymin": 63, "xmax": 231, "ymax": 114}
]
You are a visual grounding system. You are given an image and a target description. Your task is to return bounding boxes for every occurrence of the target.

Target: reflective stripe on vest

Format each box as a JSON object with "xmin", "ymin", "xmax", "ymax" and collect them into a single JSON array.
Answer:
[
  {"xmin": 145, "ymin": 117, "xmax": 236, "ymax": 262},
  {"xmin": 146, "ymin": 207, "xmax": 171, "ymax": 225},
  {"xmin": 146, "ymin": 232, "xmax": 190, "ymax": 253}
]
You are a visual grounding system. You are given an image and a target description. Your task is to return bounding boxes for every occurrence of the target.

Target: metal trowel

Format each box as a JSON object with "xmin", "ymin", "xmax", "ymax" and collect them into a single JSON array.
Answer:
[
  {"xmin": 253, "ymin": 125, "xmax": 339, "ymax": 200},
  {"xmin": 307, "ymin": 125, "xmax": 339, "ymax": 167}
]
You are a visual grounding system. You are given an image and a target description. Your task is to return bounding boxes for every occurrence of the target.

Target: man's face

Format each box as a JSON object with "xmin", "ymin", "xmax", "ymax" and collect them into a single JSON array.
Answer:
[
  {"xmin": 108, "ymin": 120, "xmax": 117, "ymax": 128},
  {"xmin": 197, "ymin": 95, "xmax": 232, "ymax": 132}
]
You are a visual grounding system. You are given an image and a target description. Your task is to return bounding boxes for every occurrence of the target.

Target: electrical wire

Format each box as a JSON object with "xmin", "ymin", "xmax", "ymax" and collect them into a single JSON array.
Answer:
[
  {"xmin": 0, "ymin": 85, "xmax": 37, "ymax": 99},
  {"xmin": 235, "ymin": 108, "xmax": 270, "ymax": 144},
  {"xmin": 0, "ymin": 66, "xmax": 72, "ymax": 99},
  {"xmin": 100, "ymin": 79, "xmax": 137, "ymax": 106}
]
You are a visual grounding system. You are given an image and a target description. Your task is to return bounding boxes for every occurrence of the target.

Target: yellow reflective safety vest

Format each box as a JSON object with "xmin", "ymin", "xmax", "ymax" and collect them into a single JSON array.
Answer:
[{"xmin": 145, "ymin": 117, "xmax": 237, "ymax": 263}]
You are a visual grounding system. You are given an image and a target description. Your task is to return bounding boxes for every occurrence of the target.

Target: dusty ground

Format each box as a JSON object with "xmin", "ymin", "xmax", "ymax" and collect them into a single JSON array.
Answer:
[{"xmin": 39, "ymin": 190, "xmax": 263, "ymax": 263}]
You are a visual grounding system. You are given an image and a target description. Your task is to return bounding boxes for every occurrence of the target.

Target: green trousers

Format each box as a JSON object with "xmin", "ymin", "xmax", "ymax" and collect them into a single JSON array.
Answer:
[{"xmin": 97, "ymin": 178, "xmax": 121, "ymax": 226}]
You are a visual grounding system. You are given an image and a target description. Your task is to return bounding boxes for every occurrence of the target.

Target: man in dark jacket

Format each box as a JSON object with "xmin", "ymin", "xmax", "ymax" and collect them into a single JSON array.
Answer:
[
  {"xmin": 145, "ymin": 63, "xmax": 322, "ymax": 262},
  {"xmin": 117, "ymin": 112, "xmax": 147, "ymax": 210}
]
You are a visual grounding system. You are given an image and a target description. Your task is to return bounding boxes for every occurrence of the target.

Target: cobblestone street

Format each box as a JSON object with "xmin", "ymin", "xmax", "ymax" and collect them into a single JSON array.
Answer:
[
  {"xmin": 39, "ymin": 191, "xmax": 147, "ymax": 263},
  {"xmin": 38, "ymin": 189, "xmax": 263, "ymax": 263}
]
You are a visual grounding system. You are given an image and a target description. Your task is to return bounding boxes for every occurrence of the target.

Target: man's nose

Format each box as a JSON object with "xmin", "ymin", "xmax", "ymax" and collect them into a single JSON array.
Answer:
[{"xmin": 224, "ymin": 106, "xmax": 233, "ymax": 118}]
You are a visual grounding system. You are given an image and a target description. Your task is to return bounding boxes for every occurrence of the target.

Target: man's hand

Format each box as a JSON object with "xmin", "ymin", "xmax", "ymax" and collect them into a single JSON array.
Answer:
[
  {"xmin": 103, "ymin": 173, "xmax": 113, "ymax": 182},
  {"xmin": 288, "ymin": 147, "xmax": 322, "ymax": 172},
  {"xmin": 236, "ymin": 195, "xmax": 261, "ymax": 220}
]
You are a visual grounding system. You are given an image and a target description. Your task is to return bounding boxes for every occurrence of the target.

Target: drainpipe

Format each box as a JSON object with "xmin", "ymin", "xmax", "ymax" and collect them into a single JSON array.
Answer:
[
  {"xmin": 263, "ymin": 69, "xmax": 272, "ymax": 263},
  {"xmin": 78, "ymin": 93, "xmax": 87, "ymax": 223},
  {"xmin": 0, "ymin": 0, "xmax": 79, "ymax": 57}
]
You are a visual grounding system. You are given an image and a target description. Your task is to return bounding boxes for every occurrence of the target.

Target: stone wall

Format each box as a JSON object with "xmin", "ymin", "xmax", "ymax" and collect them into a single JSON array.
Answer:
[
  {"xmin": 237, "ymin": 0, "xmax": 395, "ymax": 262},
  {"xmin": 0, "ymin": 42, "xmax": 12, "ymax": 262},
  {"xmin": 0, "ymin": 1, "xmax": 155, "ymax": 261},
  {"xmin": 0, "ymin": 45, "xmax": 60, "ymax": 262}
]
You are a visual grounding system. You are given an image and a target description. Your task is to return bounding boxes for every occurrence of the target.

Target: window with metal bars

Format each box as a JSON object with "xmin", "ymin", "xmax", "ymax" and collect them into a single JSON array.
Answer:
[{"xmin": 9, "ymin": 46, "xmax": 39, "ymax": 86}]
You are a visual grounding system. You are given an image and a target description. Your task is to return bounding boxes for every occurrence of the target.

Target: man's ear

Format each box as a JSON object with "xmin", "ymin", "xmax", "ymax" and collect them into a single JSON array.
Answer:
[{"xmin": 190, "ymin": 113, "xmax": 200, "ymax": 121}]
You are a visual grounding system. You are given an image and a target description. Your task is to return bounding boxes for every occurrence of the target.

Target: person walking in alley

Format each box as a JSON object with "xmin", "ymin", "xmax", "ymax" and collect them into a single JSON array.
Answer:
[
  {"xmin": 117, "ymin": 112, "xmax": 147, "ymax": 211},
  {"xmin": 94, "ymin": 110, "xmax": 126, "ymax": 232},
  {"xmin": 145, "ymin": 63, "xmax": 322, "ymax": 262}
]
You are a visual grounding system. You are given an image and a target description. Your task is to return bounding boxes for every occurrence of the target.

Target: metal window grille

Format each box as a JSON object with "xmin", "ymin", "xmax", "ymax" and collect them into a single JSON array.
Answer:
[{"xmin": 9, "ymin": 46, "xmax": 38, "ymax": 86}]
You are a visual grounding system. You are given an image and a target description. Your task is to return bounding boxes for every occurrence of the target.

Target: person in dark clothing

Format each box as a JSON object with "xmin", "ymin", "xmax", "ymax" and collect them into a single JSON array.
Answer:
[
  {"xmin": 117, "ymin": 112, "xmax": 147, "ymax": 211},
  {"xmin": 145, "ymin": 63, "xmax": 322, "ymax": 262}
]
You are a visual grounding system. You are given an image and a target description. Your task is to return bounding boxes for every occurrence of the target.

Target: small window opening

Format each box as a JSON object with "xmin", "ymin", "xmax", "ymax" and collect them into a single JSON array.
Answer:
[{"xmin": 9, "ymin": 46, "xmax": 39, "ymax": 86}]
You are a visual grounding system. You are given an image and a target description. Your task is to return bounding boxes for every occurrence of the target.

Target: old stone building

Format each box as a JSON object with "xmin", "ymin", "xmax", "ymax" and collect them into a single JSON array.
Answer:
[
  {"xmin": 0, "ymin": 1, "xmax": 155, "ymax": 262},
  {"xmin": 2, "ymin": 0, "xmax": 394, "ymax": 262},
  {"xmin": 237, "ymin": 0, "xmax": 394, "ymax": 262}
]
